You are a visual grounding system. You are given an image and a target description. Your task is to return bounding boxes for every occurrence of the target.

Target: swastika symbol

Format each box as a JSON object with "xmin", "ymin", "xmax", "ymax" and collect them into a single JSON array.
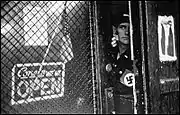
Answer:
[
  {"xmin": 126, "ymin": 75, "xmax": 133, "ymax": 85},
  {"xmin": 124, "ymin": 73, "xmax": 134, "ymax": 87}
]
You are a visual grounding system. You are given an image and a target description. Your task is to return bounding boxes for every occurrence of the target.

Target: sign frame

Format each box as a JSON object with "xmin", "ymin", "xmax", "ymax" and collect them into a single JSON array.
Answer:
[{"xmin": 11, "ymin": 62, "xmax": 65, "ymax": 105}]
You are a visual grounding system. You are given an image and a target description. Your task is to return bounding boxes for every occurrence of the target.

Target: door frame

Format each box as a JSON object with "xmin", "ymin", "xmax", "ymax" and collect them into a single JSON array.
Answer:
[{"xmin": 91, "ymin": 1, "xmax": 149, "ymax": 114}]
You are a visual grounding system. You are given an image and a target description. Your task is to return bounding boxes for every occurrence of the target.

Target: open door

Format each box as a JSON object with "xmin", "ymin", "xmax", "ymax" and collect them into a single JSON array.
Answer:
[
  {"xmin": 130, "ymin": 1, "xmax": 179, "ymax": 114},
  {"xmin": 143, "ymin": 1, "xmax": 179, "ymax": 114},
  {"xmin": 92, "ymin": 1, "xmax": 179, "ymax": 114},
  {"xmin": 92, "ymin": 1, "xmax": 147, "ymax": 114}
]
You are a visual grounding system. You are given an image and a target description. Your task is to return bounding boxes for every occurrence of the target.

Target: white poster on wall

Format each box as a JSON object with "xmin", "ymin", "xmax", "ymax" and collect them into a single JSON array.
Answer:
[{"xmin": 158, "ymin": 15, "xmax": 177, "ymax": 62}]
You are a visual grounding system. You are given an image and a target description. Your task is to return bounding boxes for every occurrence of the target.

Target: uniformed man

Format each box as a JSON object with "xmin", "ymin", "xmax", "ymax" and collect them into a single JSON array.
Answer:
[{"xmin": 106, "ymin": 13, "xmax": 135, "ymax": 114}]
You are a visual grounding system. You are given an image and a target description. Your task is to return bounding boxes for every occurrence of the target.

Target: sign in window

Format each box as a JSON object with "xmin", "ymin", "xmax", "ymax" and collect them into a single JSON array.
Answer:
[{"xmin": 11, "ymin": 62, "xmax": 65, "ymax": 105}]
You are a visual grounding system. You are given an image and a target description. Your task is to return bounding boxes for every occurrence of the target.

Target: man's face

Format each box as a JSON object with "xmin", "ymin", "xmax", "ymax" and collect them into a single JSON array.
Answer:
[{"xmin": 116, "ymin": 22, "xmax": 130, "ymax": 45}]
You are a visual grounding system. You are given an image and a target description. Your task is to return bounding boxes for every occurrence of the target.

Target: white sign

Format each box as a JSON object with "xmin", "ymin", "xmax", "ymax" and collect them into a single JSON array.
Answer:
[
  {"xmin": 23, "ymin": 5, "xmax": 48, "ymax": 46},
  {"xmin": 11, "ymin": 62, "xmax": 65, "ymax": 105},
  {"xmin": 158, "ymin": 16, "xmax": 177, "ymax": 61}
]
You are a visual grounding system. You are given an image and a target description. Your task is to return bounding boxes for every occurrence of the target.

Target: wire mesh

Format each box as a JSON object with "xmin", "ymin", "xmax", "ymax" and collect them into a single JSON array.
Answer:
[{"xmin": 1, "ymin": 1, "xmax": 95, "ymax": 114}]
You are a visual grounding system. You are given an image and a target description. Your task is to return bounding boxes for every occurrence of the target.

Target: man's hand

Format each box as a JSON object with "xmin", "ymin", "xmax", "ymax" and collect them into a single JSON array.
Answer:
[{"xmin": 111, "ymin": 35, "xmax": 118, "ymax": 47}]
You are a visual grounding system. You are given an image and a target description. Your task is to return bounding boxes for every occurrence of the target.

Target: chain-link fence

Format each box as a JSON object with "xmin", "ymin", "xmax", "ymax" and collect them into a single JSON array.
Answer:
[{"xmin": 1, "ymin": 1, "xmax": 96, "ymax": 114}]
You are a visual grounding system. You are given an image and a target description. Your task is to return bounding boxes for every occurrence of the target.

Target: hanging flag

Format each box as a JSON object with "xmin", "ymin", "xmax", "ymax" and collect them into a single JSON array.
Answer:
[
  {"xmin": 44, "ymin": 1, "xmax": 74, "ymax": 64},
  {"xmin": 60, "ymin": 5, "xmax": 74, "ymax": 63}
]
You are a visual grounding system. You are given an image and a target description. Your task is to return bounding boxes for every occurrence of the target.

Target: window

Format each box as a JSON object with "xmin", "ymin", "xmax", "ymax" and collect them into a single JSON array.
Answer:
[{"xmin": 23, "ymin": 4, "xmax": 48, "ymax": 46}]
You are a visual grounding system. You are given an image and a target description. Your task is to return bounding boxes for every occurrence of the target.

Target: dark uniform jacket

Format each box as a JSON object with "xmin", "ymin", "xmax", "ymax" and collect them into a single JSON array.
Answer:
[{"xmin": 109, "ymin": 47, "xmax": 133, "ymax": 95}]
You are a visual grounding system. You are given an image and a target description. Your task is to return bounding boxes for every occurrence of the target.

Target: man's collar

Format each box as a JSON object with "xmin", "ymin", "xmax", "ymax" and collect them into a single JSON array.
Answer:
[{"xmin": 117, "ymin": 48, "xmax": 130, "ymax": 60}]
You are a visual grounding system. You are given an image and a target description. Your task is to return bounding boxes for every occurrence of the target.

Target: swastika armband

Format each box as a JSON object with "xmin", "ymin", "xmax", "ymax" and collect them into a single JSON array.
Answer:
[{"xmin": 119, "ymin": 69, "xmax": 135, "ymax": 87}]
